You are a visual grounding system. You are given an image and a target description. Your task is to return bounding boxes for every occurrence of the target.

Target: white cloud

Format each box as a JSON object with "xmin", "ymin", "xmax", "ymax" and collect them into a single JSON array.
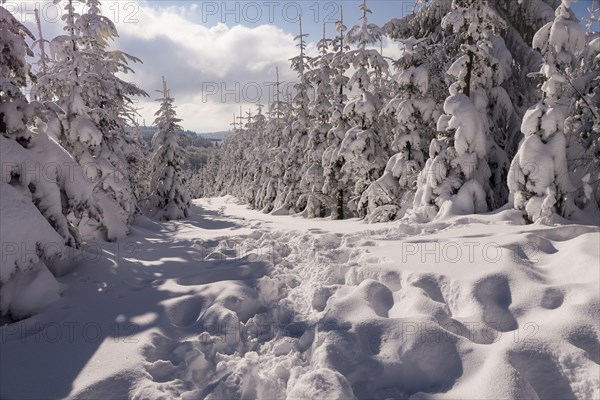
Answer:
[{"xmin": 110, "ymin": 1, "xmax": 301, "ymax": 132}]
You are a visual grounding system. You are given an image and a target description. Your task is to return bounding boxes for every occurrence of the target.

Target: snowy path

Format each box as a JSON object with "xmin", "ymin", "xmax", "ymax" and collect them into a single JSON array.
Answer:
[{"xmin": 1, "ymin": 197, "xmax": 599, "ymax": 399}]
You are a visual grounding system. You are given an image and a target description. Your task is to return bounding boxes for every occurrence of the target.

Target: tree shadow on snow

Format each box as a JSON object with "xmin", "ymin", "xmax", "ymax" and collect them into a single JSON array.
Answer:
[
  {"xmin": 179, "ymin": 203, "xmax": 242, "ymax": 231},
  {"xmin": 0, "ymin": 203, "xmax": 270, "ymax": 400}
]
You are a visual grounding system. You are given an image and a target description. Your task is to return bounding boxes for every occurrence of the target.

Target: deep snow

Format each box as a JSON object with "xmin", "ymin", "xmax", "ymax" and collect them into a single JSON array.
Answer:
[{"xmin": 1, "ymin": 197, "xmax": 599, "ymax": 399}]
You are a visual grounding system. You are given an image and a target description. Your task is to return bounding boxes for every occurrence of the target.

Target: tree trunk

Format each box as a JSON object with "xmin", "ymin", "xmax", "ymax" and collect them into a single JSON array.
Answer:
[
  {"xmin": 463, "ymin": 37, "xmax": 474, "ymax": 98},
  {"xmin": 337, "ymin": 189, "xmax": 345, "ymax": 220},
  {"xmin": 0, "ymin": 113, "xmax": 6, "ymax": 136}
]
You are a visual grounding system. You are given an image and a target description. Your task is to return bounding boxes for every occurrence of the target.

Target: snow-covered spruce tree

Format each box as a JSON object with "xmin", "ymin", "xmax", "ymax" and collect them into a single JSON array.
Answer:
[
  {"xmin": 202, "ymin": 150, "xmax": 221, "ymax": 198},
  {"xmin": 211, "ymin": 115, "xmax": 233, "ymax": 195},
  {"xmin": 235, "ymin": 111, "xmax": 251, "ymax": 196},
  {"xmin": 360, "ymin": 37, "xmax": 442, "ymax": 222},
  {"xmin": 249, "ymin": 107, "xmax": 267, "ymax": 208},
  {"xmin": 387, "ymin": 0, "xmax": 562, "ymax": 118},
  {"xmin": 459, "ymin": 0, "xmax": 559, "ymax": 168},
  {"xmin": 508, "ymin": 0, "xmax": 587, "ymax": 223},
  {"xmin": 271, "ymin": 94, "xmax": 297, "ymax": 214},
  {"xmin": 212, "ymin": 115, "xmax": 243, "ymax": 197},
  {"xmin": 338, "ymin": 0, "xmax": 390, "ymax": 217},
  {"xmin": 380, "ymin": 0, "xmax": 459, "ymax": 222},
  {"xmin": 1, "ymin": 4, "xmax": 36, "ymax": 143},
  {"xmin": 563, "ymin": 3, "xmax": 600, "ymax": 212},
  {"xmin": 246, "ymin": 103, "xmax": 271, "ymax": 210},
  {"xmin": 261, "ymin": 68, "xmax": 289, "ymax": 213},
  {"xmin": 1, "ymin": 2, "xmax": 102, "ymax": 247},
  {"xmin": 322, "ymin": 7, "xmax": 351, "ymax": 219},
  {"xmin": 30, "ymin": 8, "xmax": 51, "ymax": 100},
  {"xmin": 385, "ymin": 0, "xmax": 564, "ymax": 218},
  {"xmin": 185, "ymin": 168, "xmax": 203, "ymax": 200},
  {"xmin": 238, "ymin": 108, "xmax": 262, "ymax": 206},
  {"xmin": 275, "ymin": 17, "xmax": 312, "ymax": 215},
  {"xmin": 299, "ymin": 24, "xmax": 334, "ymax": 218},
  {"xmin": 125, "ymin": 123, "xmax": 150, "ymax": 205},
  {"xmin": 149, "ymin": 78, "xmax": 191, "ymax": 221},
  {"xmin": 74, "ymin": 0, "xmax": 148, "ymax": 220},
  {"xmin": 413, "ymin": 0, "xmax": 514, "ymax": 220},
  {"xmin": 225, "ymin": 112, "xmax": 246, "ymax": 199},
  {"xmin": 35, "ymin": 0, "xmax": 147, "ymax": 239},
  {"xmin": 25, "ymin": 0, "xmax": 115, "ymax": 239},
  {"xmin": 231, "ymin": 109, "xmax": 255, "ymax": 201},
  {"xmin": 0, "ymin": 4, "xmax": 104, "ymax": 318},
  {"xmin": 239, "ymin": 114, "xmax": 255, "ymax": 205}
]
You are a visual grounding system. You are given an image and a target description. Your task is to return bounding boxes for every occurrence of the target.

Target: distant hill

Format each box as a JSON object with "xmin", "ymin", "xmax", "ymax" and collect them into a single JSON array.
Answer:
[
  {"xmin": 198, "ymin": 131, "xmax": 234, "ymax": 142},
  {"xmin": 139, "ymin": 126, "xmax": 215, "ymax": 148},
  {"xmin": 138, "ymin": 126, "xmax": 219, "ymax": 171}
]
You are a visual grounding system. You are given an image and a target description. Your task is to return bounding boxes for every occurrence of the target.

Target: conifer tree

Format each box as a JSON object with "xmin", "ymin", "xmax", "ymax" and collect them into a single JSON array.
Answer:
[
  {"xmin": 1, "ymin": 3, "xmax": 101, "ymax": 318},
  {"xmin": 414, "ymin": 0, "xmax": 514, "ymax": 220},
  {"xmin": 322, "ymin": 6, "xmax": 351, "ymax": 219},
  {"xmin": 300, "ymin": 24, "xmax": 335, "ymax": 218},
  {"xmin": 35, "ymin": 0, "xmax": 147, "ymax": 239},
  {"xmin": 263, "ymin": 68, "xmax": 289, "ymax": 213},
  {"xmin": 360, "ymin": 37, "xmax": 441, "ymax": 222},
  {"xmin": 509, "ymin": 0, "xmax": 585, "ymax": 222},
  {"xmin": 338, "ymin": 0, "xmax": 390, "ymax": 216},
  {"xmin": 563, "ymin": 1, "xmax": 600, "ymax": 211},
  {"xmin": 149, "ymin": 77, "xmax": 191, "ymax": 221},
  {"xmin": 277, "ymin": 17, "xmax": 312, "ymax": 214}
]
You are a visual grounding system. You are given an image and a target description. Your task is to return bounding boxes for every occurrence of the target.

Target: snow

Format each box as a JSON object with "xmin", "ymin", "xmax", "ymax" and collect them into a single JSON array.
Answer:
[
  {"xmin": 1, "ymin": 261, "xmax": 63, "ymax": 320},
  {"xmin": 443, "ymin": 94, "xmax": 486, "ymax": 160},
  {"xmin": 396, "ymin": 65, "xmax": 429, "ymax": 94},
  {"xmin": 508, "ymin": 131, "xmax": 573, "ymax": 223},
  {"xmin": 549, "ymin": 7, "xmax": 586, "ymax": 59},
  {"xmin": 2, "ymin": 0, "xmax": 599, "ymax": 396},
  {"xmin": 2, "ymin": 197, "xmax": 598, "ymax": 399},
  {"xmin": 439, "ymin": 179, "xmax": 488, "ymax": 217},
  {"xmin": 415, "ymin": 93, "xmax": 492, "ymax": 221},
  {"xmin": 1, "ymin": 132, "xmax": 100, "ymax": 245},
  {"xmin": 447, "ymin": 54, "xmax": 470, "ymax": 80},
  {"xmin": 0, "ymin": 182, "xmax": 64, "ymax": 318}
]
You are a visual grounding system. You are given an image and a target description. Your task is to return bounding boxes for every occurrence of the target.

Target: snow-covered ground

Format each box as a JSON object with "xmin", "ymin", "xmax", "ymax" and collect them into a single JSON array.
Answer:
[{"xmin": 1, "ymin": 197, "xmax": 599, "ymax": 400}]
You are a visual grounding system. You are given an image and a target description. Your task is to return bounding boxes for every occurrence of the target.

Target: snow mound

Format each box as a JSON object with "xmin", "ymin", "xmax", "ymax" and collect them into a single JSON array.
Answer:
[{"xmin": 287, "ymin": 368, "xmax": 356, "ymax": 399}]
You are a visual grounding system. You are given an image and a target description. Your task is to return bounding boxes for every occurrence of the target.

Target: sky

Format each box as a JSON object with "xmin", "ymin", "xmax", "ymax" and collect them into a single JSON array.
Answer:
[{"xmin": 10, "ymin": 0, "xmax": 598, "ymax": 133}]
